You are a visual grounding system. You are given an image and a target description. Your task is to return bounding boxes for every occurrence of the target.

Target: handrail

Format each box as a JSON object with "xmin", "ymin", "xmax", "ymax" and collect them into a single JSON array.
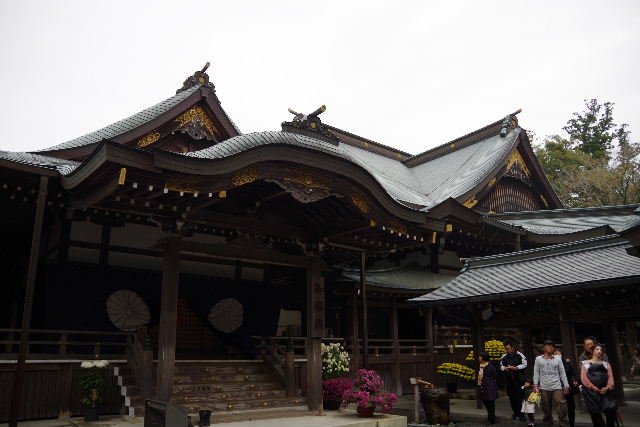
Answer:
[{"xmin": 0, "ymin": 328, "xmax": 129, "ymax": 336}]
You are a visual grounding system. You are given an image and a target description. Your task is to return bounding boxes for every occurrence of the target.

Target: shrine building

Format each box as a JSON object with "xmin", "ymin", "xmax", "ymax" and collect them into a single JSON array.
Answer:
[{"xmin": 0, "ymin": 65, "xmax": 638, "ymax": 423}]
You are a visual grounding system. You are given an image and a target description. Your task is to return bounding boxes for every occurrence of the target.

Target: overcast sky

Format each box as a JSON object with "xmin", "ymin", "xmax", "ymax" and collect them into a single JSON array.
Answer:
[{"xmin": 1, "ymin": 1, "xmax": 639, "ymax": 154}]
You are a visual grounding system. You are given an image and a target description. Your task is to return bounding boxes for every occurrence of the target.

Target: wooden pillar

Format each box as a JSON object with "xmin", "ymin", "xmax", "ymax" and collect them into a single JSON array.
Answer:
[
  {"xmin": 350, "ymin": 294, "xmax": 360, "ymax": 372},
  {"xmin": 360, "ymin": 252, "xmax": 369, "ymax": 369},
  {"xmin": 559, "ymin": 306, "xmax": 579, "ymax": 367},
  {"xmin": 99, "ymin": 224, "xmax": 111, "ymax": 265},
  {"xmin": 430, "ymin": 241, "xmax": 439, "ymax": 273},
  {"xmin": 426, "ymin": 308, "xmax": 435, "ymax": 384},
  {"xmin": 9, "ymin": 176, "xmax": 48, "ymax": 427},
  {"xmin": 521, "ymin": 328, "xmax": 535, "ymax": 378},
  {"xmin": 471, "ymin": 311, "xmax": 483, "ymax": 409},
  {"xmin": 626, "ymin": 321, "xmax": 638, "ymax": 354},
  {"xmin": 391, "ymin": 298, "xmax": 402, "ymax": 395},
  {"xmin": 306, "ymin": 256, "xmax": 324, "ymax": 411},
  {"xmin": 156, "ymin": 235, "xmax": 181, "ymax": 403},
  {"xmin": 605, "ymin": 323, "xmax": 625, "ymax": 405}
]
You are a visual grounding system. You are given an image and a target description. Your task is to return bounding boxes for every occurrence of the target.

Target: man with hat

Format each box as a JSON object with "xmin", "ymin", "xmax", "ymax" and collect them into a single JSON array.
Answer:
[{"xmin": 533, "ymin": 340, "xmax": 570, "ymax": 427}]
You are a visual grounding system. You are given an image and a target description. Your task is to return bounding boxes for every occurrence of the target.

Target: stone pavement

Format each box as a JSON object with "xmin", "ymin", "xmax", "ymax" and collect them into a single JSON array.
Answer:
[
  {"xmin": 0, "ymin": 408, "xmax": 407, "ymax": 427},
  {"xmin": 393, "ymin": 389, "xmax": 640, "ymax": 427}
]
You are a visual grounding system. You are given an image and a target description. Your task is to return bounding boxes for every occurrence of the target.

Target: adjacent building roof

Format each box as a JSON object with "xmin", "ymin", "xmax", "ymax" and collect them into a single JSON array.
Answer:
[
  {"xmin": 35, "ymin": 85, "xmax": 203, "ymax": 153},
  {"xmin": 0, "ymin": 150, "xmax": 79, "ymax": 175},
  {"xmin": 410, "ymin": 235, "xmax": 640, "ymax": 306},
  {"xmin": 489, "ymin": 205, "xmax": 640, "ymax": 235},
  {"xmin": 340, "ymin": 262, "xmax": 458, "ymax": 291}
]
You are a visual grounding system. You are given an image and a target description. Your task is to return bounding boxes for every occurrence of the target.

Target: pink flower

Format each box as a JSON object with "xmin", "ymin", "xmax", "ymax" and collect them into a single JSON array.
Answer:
[
  {"xmin": 323, "ymin": 378, "xmax": 353, "ymax": 402},
  {"xmin": 340, "ymin": 369, "xmax": 397, "ymax": 412}
]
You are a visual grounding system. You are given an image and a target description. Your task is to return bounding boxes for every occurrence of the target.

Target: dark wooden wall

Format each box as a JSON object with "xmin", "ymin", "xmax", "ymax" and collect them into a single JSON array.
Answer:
[
  {"xmin": 0, "ymin": 363, "xmax": 123, "ymax": 422},
  {"xmin": 478, "ymin": 178, "xmax": 543, "ymax": 213}
]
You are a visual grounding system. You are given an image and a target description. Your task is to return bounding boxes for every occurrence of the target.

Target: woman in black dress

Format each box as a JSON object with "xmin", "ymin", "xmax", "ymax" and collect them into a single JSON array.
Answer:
[
  {"xmin": 580, "ymin": 344, "xmax": 617, "ymax": 427},
  {"xmin": 478, "ymin": 351, "xmax": 499, "ymax": 425}
]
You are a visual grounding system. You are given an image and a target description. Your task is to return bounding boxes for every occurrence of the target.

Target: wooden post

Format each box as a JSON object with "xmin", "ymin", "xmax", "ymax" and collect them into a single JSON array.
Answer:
[
  {"xmin": 360, "ymin": 252, "xmax": 369, "ymax": 369},
  {"xmin": 411, "ymin": 378, "xmax": 421, "ymax": 423},
  {"xmin": 350, "ymin": 295, "xmax": 360, "ymax": 372},
  {"xmin": 605, "ymin": 322, "xmax": 625, "ymax": 405},
  {"xmin": 306, "ymin": 256, "xmax": 324, "ymax": 411},
  {"xmin": 430, "ymin": 242, "xmax": 439, "ymax": 273},
  {"xmin": 142, "ymin": 334, "xmax": 153, "ymax": 402},
  {"xmin": 471, "ymin": 311, "xmax": 483, "ymax": 410},
  {"xmin": 9, "ymin": 176, "xmax": 48, "ymax": 427},
  {"xmin": 58, "ymin": 363, "xmax": 74, "ymax": 419},
  {"xmin": 391, "ymin": 298, "xmax": 402, "ymax": 395},
  {"xmin": 156, "ymin": 235, "xmax": 181, "ymax": 403},
  {"xmin": 426, "ymin": 308, "xmax": 435, "ymax": 384},
  {"xmin": 626, "ymin": 321, "xmax": 638, "ymax": 355},
  {"xmin": 285, "ymin": 339, "xmax": 295, "ymax": 397},
  {"xmin": 521, "ymin": 328, "xmax": 535, "ymax": 378},
  {"xmin": 558, "ymin": 306, "xmax": 579, "ymax": 368}
]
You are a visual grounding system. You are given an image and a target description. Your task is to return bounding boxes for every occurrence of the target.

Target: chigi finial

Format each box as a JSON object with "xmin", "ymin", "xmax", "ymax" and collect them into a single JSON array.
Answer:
[
  {"xmin": 500, "ymin": 108, "xmax": 522, "ymax": 138},
  {"xmin": 281, "ymin": 105, "xmax": 339, "ymax": 145},
  {"xmin": 176, "ymin": 62, "xmax": 214, "ymax": 94}
]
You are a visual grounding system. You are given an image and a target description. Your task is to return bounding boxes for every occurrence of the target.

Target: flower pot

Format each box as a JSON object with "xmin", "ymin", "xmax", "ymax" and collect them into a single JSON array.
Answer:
[
  {"xmin": 446, "ymin": 382, "xmax": 457, "ymax": 394},
  {"xmin": 357, "ymin": 405, "xmax": 375, "ymax": 417},
  {"xmin": 199, "ymin": 409, "xmax": 212, "ymax": 426},
  {"xmin": 323, "ymin": 400, "xmax": 341, "ymax": 410},
  {"xmin": 84, "ymin": 406, "xmax": 99, "ymax": 422}
]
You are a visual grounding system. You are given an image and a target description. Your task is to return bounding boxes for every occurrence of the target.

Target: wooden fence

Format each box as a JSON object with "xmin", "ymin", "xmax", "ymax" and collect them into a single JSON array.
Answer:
[{"xmin": 0, "ymin": 361, "xmax": 124, "ymax": 422}]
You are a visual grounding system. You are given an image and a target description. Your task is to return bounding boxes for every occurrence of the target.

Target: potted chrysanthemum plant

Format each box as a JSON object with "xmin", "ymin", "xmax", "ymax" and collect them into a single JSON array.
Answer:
[
  {"xmin": 79, "ymin": 359, "xmax": 109, "ymax": 421},
  {"xmin": 341, "ymin": 369, "xmax": 398, "ymax": 417},
  {"xmin": 321, "ymin": 342, "xmax": 352, "ymax": 409}
]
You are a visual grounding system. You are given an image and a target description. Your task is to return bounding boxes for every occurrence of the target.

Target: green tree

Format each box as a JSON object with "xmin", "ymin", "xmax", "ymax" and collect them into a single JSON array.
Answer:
[
  {"xmin": 535, "ymin": 100, "xmax": 639, "ymax": 207},
  {"xmin": 563, "ymin": 99, "xmax": 625, "ymax": 160}
]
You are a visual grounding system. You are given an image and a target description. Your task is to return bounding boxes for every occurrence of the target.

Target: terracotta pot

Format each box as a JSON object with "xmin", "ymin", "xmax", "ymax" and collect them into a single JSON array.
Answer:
[
  {"xmin": 357, "ymin": 405, "xmax": 375, "ymax": 417},
  {"xmin": 323, "ymin": 400, "xmax": 341, "ymax": 410}
]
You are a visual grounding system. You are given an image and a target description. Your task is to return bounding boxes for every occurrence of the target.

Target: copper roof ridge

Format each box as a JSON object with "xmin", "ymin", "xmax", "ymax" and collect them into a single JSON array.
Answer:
[
  {"xmin": 403, "ymin": 110, "xmax": 522, "ymax": 167},
  {"xmin": 325, "ymin": 124, "xmax": 412, "ymax": 159}
]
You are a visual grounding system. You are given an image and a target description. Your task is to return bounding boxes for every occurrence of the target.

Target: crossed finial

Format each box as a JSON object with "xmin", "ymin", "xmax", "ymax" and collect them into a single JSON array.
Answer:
[{"xmin": 288, "ymin": 105, "xmax": 326, "ymax": 122}]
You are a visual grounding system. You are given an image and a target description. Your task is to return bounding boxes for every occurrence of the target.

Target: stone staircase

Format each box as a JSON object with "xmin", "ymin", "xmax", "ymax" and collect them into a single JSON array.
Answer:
[{"xmin": 114, "ymin": 360, "xmax": 305, "ymax": 418}]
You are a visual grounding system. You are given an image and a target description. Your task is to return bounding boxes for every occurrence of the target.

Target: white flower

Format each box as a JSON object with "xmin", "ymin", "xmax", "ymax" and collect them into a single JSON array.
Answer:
[{"xmin": 81, "ymin": 361, "xmax": 95, "ymax": 368}]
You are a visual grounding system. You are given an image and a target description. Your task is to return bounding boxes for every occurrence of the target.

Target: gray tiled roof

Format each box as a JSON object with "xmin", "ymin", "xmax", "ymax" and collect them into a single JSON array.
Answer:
[
  {"xmin": 0, "ymin": 150, "xmax": 79, "ymax": 175},
  {"xmin": 489, "ymin": 205, "xmax": 640, "ymax": 235},
  {"xmin": 340, "ymin": 262, "xmax": 458, "ymax": 290},
  {"xmin": 410, "ymin": 236, "xmax": 640, "ymax": 305},
  {"xmin": 185, "ymin": 127, "xmax": 521, "ymax": 210},
  {"xmin": 34, "ymin": 85, "xmax": 202, "ymax": 152}
]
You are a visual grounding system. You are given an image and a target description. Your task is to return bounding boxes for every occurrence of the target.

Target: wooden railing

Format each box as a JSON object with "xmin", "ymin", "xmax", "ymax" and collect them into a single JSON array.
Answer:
[{"xmin": 0, "ymin": 328, "xmax": 130, "ymax": 358}]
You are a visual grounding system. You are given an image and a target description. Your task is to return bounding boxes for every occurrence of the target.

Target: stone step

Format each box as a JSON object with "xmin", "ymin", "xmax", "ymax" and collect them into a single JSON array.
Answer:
[
  {"xmin": 173, "ymin": 388, "xmax": 290, "ymax": 404},
  {"xmin": 180, "ymin": 396, "xmax": 307, "ymax": 413},
  {"xmin": 174, "ymin": 373, "xmax": 273, "ymax": 383},
  {"xmin": 175, "ymin": 365, "xmax": 265, "ymax": 375},
  {"xmin": 174, "ymin": 381, "xmax": 281, "ymax": 394}
]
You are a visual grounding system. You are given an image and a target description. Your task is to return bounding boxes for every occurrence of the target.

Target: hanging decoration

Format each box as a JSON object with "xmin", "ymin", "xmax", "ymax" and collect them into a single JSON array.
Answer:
[
  {"xmin": 106, "ymin": 290, "xmax": 151, "ymax": 331},
  {"xmin": 208, "ymin": 298, "xmax": 243, "ymax": 333}
]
